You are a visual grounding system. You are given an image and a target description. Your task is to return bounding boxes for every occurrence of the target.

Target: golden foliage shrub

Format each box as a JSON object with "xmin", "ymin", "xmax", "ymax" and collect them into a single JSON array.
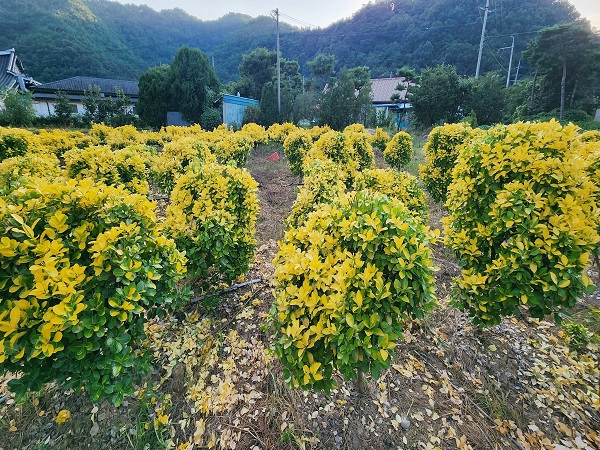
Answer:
[
  {"xmin": 419, "ymin": 123, "xmax": 475, "ymax": 203},
  {"xmin": 271, "ymin": 191, "xmax": 437, "ymax": 391},
  {"xmin": 0, "ymin": 177, "xmax": 187, "ymax": 405},
  {"xmin": 163, "ymin": 163, "xmax": 259, "ymax": 291},
  {"xmin": 444, "ymin": 120, "xmax": 599, "ymax": 326}
]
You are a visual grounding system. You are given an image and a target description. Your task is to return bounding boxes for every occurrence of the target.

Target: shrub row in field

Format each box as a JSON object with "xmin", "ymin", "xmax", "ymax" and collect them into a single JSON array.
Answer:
[
  {"xmin": 272, "ymin": 122, "xmax": 435, "ymax": 391},
  {"xmin": 0, "ymin": 123, "xmax": 262, "ymax": 404}
]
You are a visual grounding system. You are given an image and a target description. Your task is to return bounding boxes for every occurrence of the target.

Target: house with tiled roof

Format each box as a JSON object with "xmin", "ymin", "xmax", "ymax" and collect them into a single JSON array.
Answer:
[
  {"xmin": 31, "ymin": 76, "xmax": 138, "ymax": 117},
  {"xmin": 370, "ymin": 76, "xmax": 415, "ymax": 128},
  {"xmin": 0, "ymin": 48, "xmax": 39, "ymax": 92}
]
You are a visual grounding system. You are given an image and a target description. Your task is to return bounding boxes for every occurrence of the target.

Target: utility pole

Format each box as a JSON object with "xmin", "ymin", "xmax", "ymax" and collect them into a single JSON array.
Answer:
[
  {"xmin": 498, "ymin": 36, "xmax": 514, "ymax": 87},
  {"xmin": 272, "ymin": 8, "xmax": 281, "ymax": 117},
  {"xmin": 513, "ymin": 58, "xmax": 521, "ymax": 84},
  {"xmin": 475, "ymin": 0, "xmax": 490, "ymax": 78}
]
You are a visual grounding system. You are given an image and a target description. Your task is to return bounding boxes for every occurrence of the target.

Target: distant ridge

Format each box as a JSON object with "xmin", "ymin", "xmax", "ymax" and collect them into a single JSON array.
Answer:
[{"xmin": 0, "ymin": 0, "xmax": 579, "ymax": 83}]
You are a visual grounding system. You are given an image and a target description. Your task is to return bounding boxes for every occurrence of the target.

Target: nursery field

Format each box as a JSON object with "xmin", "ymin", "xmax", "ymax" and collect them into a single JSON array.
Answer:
[{"xmin": 0, "ymin": 123, "xmax": 599, "ymax": 450}]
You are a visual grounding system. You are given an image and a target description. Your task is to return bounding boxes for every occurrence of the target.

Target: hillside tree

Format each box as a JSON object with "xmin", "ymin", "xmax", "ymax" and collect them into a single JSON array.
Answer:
[
  {"xmin": 169, "ymin": 46, "xmax": 221, "ymax": 123},
  {"xmin": 410, "ymin": 64, "xmax": 465, "ymax": 126},
  {"xmin": 137, "ymin": 65, "xmax": 170, "ymax": 128},
  {"xmin": 137, "ymin": 47, "xmax": 220, "ymax": 127},
  {"xmin": 524, "ymin": 21, "xmax": 600, "ymax": 119}
]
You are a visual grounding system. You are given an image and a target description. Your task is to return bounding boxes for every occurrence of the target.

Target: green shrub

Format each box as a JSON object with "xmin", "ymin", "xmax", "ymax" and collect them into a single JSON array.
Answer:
[
  {"xmin": 353, "ymin": 168, "xmax": 428, "ymax": 222},
  {"xmin": 444, "ymin": 120, "xmax": 599, "ymax": 326},
  {"xmin": 163, "ymin": 163, "xmax": 259, "ymax": 291},
  {"xmin": 563, "ymin": 322, "xmax": 594, "ymax": 353},
  {"xmin": 383, "ymin": 131, "xmax": 413, "ymax": 170},
  {"xmin": 271, "ymin": 190, "xmax": 437, "ymax": 392},
  {"xmin": 200, "ymin": 108, "xmax": 222, "ymax": 131},
  {"xmin": 0, "ymin": 177, "xmax": 187, "ymax": 405},
  {"xmin": 419, "ymin": 123, "xmax": 475, "ymax": 204},
  {"xmin": 283, "ymin": 129, "xmax": 312, "ymax": 177}
]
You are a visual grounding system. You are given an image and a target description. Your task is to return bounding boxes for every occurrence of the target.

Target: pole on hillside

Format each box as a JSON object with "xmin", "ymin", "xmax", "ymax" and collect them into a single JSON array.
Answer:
[
  {"xmin": 499, "ymin": 36, "xmax": 515, "ymax": 87},
  {"xmin": 506, "ymin": 36, "xmax": 514, "ymax": 87},
  {"xmin": 475, "ymin": 0, "xmax": 490, "ymax": 78},
  {"xmin": 275, "ymin": 8, "xmax": 281, "ymax": 117},
  {"xmin": 513, "ymin": 58, "xmax": 521, "ymax": 84}
]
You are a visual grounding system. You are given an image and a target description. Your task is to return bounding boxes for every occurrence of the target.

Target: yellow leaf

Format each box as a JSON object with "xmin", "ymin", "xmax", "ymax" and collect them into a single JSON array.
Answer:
[
  {"xmin": 56, "ymin": 409, "xmax": 71, "ymax": 424},
  {"xmin": 380, "ymin": 349, "xmax": 389, "ymax": 361},
  {"xmin": 346, "ymin": 314, "xmax": 354, "ymax": 327}
]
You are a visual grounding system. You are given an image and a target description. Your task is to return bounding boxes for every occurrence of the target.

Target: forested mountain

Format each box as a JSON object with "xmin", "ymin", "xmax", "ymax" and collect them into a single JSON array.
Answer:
[{"xmin": 0, "ymin": 0, "xmax": 580, "ymax": 83}]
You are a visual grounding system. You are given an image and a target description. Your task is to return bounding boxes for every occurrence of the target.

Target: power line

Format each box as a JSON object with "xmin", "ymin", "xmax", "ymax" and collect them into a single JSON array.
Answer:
[{"xmin": 278, "ymin": 12, "xmax": 318, "ymax": 29}]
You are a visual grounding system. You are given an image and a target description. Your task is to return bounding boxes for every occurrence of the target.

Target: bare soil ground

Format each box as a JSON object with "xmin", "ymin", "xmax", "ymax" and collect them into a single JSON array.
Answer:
[{"xmin": 0, "ymin": 145, "xmax": 598, "ymax": 450}]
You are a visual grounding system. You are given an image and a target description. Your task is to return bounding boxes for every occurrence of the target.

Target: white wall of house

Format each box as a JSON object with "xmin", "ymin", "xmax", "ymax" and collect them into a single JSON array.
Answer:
[{"xmin": 33, "ymin": 100, "xmax": 85, "ymax": 117}]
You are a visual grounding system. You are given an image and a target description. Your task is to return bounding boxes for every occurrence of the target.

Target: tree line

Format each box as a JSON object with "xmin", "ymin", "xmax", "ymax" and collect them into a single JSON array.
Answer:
[{"xmin": 135, "ymin": 20, "xmax": 598, "ymax": 131}]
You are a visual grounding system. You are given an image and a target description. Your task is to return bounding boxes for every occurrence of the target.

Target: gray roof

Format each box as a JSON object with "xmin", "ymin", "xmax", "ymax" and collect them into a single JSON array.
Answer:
[
  {"xmin": 371, "ymin": 77, "xmax": 414, "ymax": 104},
  {"xmin": 32, "ymin": 76, "xmax": 138, "ymax": 97},
  {"xmin": 0, "ymin": 48, "xmax": 35, "ymax": 91}
]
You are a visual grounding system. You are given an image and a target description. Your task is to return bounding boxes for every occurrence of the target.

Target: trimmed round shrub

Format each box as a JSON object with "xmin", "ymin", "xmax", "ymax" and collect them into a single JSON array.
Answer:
[
  {"xmin": 283, "ymin": 129, "xmax": 312, "ymax": 177},
  {"xmin": 343, "ymin": 124, "xmax": 368, "ymax": 134},
  {"xmin": 35, "ymin": 129, "xmax": 89, "ymax": 157},
  {"xmin": 268, "ymin": 122, "xmax": 298, "ymax": 144},
  {"xmin": 383, "ymin": 131, "xmax": 413, "ymax": 170},
  {"xmin": 240, "ymin": 123, "xmax": 269, "ymax": 147},
  {"xmin": 346, "ymin": 130, "xmax": 375, "ymax": 170},
  {"xmin": 370, "ymin": 127, "xmax": 389, "ymax": 152},
  {"xmin": 308, "ymin": 125, "xmax": 332, "ymax": 142},
  {"xmin": 577, "ymin": 138, "xmax": 600, "ymax": 245},
  {"xmin": 0, "ymin": 177, "xmax": 187, "ymax": 405},
  {"xmin": 0, "ymin": 127, "xmax": 33, "ymax": 162},
  {"xmin": 200, "ymin": 108, "xmax": 222, "ymax": 131},
  {"xmin": 354, "ymin": 168, "xmax": 428, "ymax": 222},
  {"xmin": 419, "ymin": 123, "xmax": 475, "ymax": 204},
  {"xmin": 150, "ymin": 138, "xmax": 215, "ymax": 194},
  {"xmin": 213, "ymin": 133, "xmax": 253, "ymax": 167},
  {"xmin": 0, "ymin": 153, "xmax": 62, "ymax": 180},
  {"xmin": 163, "ymin": 163, "xmax": 259, "ymax": 291},
  {"xmin": 444, "ymin": 120, "xmax": 599, "ymax": 326},
  {"xmin": 286, "ymin": 158, "xmax": 347, "ymax": 229},
  {"xmin": 64, "ymin": 145, "xmax": 150, "ymax": 194},
  {"xmin": 578, "ymin": 130, "xmax": 600, "ymax": 144},
  {"xmin": 305, "ymin": 131, "xmax": 359, "ymax": 185},
  {"xmin": 271, "ymin": 190, "xmax": 437, "ymax": 392}
]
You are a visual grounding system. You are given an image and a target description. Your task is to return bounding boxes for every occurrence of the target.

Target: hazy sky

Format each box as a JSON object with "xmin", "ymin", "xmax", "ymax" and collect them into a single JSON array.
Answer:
[{"xmin": 113, "ymin": 0, "xmax": 600, "ymax": 29}]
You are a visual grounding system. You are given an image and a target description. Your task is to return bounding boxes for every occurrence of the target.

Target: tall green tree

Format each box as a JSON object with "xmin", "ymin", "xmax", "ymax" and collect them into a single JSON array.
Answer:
[
  {"xmin": 462, "ymin": 72, "xmax": 506, "ymax": 125},
  {"xmin": 410, "ymin": 64, "xmax": 464, "ymax": 126},
  {"xmin": 137, "ymin": 47, "xmax": 221, "ymax": 127},
  {"xmin": 308, "ymin": 53, "xmax": 337, "ymax": 89},
  {"xmin": 238, "ymin": 47, "xmax": 277, "ymax": 99},
  {"xmin": 169, "ymin": 46, "xmax": 221, "ymax": 123},
  {"xmin": 524, "ymin": 21, "xmax": 600, "ymax": 119},
  {"xmin": 319, "ymin": 67, "xmax": 373, "ymax": 130},
  {"xmin": 259, "ymin": 81, "xmax": 279, "ymax": 126},
  {"xmin": 53, "ymin": 90, "xmax": 74, "ymax": 125},
  {"xmin": 258, "ymin": 80, "xmax": 295, "ymax": 126},
  {"xmin": 137, "ymin": 65, "xmax": 169, "ymax": 128}
]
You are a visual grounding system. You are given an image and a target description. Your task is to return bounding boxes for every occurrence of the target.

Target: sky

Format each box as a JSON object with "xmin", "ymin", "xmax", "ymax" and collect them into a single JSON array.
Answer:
[{"xmin": 113, "ymin": 0, "xmax": 600, "ymax": 29}]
